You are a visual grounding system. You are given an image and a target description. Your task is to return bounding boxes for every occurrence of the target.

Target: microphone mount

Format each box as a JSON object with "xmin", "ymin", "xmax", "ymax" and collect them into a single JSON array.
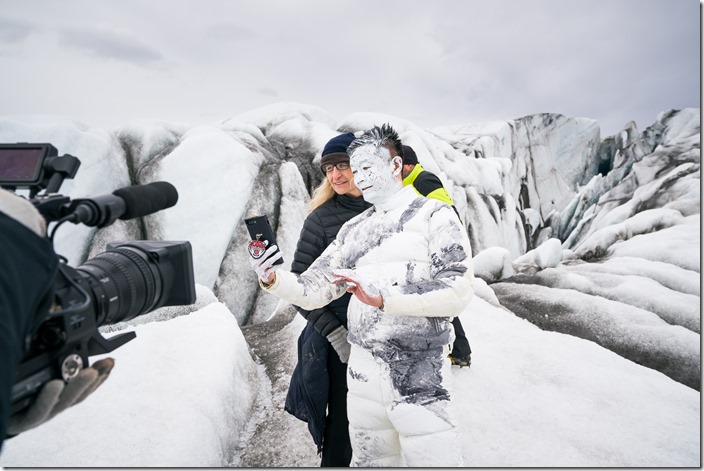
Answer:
[{"xmin": 31, "ymin": 182, "xmax": 179, "ymax": 229}]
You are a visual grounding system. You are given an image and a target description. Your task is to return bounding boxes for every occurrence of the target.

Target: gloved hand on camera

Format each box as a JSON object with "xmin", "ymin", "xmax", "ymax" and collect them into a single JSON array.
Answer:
[
  {"xmin": 326, "ymin": 326, "xmax": 351, "ymax": 363},
  {"xmin": 247, "ymin": 241, "xmax": 283, "ymax": 285},
  {"xmin": 7, "ymin": 358, "xmax": 115, "ymax": 436}
]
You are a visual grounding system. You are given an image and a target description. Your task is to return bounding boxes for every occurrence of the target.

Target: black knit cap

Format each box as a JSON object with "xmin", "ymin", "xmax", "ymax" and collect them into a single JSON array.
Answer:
[
  {"xmin": 320, "ymin": 132, "xmax": 355, "ymax": 173},
  {"xmin": 402, "ymin": 145, "xmax": 419, "ymax": 165}
]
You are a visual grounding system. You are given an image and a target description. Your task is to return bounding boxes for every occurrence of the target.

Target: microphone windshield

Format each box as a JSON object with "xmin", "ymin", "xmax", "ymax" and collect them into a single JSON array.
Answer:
[{"xmin": 113, "ymin": 181, "xmax": 179, "ymax": 220}]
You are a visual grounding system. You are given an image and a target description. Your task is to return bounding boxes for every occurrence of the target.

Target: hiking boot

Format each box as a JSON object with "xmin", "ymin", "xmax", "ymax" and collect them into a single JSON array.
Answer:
[{"xmin": 449, "ymin": 353, "xmax": 471, "ymax": 368}]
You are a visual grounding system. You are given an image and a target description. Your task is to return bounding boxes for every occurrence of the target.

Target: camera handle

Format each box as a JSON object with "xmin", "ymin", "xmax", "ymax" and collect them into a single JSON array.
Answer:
[
  {"xmin": 32, "ymin": 194, "xmax": 71, "ymax": 225},
  {"xmin": 87, "ymin": 330, "xmax": 136, "ymax": 357},
  {"xmin": 38, "ymin": 154, "xmax": 80, "ymax": 197}
]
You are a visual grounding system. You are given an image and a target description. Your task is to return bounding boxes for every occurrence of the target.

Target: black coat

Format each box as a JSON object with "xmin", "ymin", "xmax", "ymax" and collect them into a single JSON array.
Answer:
[
  {"xmin": 284, "ymin": 192, "xmax": 371, "ymax": 452},
  {"xmin": 0, "ymin": 211, "xmax": 58, "ymax": 449}
]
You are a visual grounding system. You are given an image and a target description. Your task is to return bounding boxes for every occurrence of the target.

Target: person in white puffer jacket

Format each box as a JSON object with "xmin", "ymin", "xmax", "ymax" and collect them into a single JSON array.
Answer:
[{"xmin": 247, "ymin": 123, "xmax": 474, "ymax": 467}]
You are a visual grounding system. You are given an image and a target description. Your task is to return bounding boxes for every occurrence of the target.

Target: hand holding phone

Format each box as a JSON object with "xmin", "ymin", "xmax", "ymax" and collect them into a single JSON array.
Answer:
[
  {"xmin": 245, "ymin": 215, "xmax": 283, "ymax": 266},
  {"xmin": 246, "ymin": 215, "xmax": 283, "ymax": 283}
]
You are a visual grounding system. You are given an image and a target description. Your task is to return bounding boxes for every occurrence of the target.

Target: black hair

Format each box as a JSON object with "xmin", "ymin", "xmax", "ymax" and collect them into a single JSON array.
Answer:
[{"xmin": 348, "ymin": 123, "xmax": 404, "ymax": 160}]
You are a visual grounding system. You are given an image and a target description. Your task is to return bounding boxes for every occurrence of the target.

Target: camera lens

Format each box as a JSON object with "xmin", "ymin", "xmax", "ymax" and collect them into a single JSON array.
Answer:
[{"xmin": 76, "ymin": 246, "xmax": 162, "ymax": 326}]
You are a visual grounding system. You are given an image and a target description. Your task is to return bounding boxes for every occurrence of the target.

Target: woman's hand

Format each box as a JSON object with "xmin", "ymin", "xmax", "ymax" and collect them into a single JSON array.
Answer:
[
  {"xmin": 332, "ymin": 270, "xmax": 383, "ymax": 308},
  {"xmin": 247, "ymin": 242, "xmax": 282, "ymax": 284}
]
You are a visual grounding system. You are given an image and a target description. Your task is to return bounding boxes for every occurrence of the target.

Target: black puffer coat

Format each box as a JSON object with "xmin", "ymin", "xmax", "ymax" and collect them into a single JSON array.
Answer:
[
  {"xmin": 284, "ymin": 192, "xmax": 371, "ymax": 452},
  {"xmin": 0, "ymin": 211, "xmax": 58, "ymax": 447}
]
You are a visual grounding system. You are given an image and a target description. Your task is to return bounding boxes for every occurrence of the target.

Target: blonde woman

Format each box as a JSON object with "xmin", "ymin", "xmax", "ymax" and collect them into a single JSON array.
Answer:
[{"xmin": 284, "ymin": 132, "xmax": 370, "ymax": 466}]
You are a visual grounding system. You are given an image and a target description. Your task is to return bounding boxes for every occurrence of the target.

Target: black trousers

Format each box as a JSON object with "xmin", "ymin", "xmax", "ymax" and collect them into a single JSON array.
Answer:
[
  {"xmin": 451, "ymin": 317, "xmax": 472, "ymax": 359},
  {"xmin": 320, "ymin": 350, "xmax": 352, "ymax": 467}
]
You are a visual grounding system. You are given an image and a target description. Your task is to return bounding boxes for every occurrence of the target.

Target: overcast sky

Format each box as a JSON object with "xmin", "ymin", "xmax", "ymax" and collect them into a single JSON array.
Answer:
[{"xmin": 0, "ymin": 0, "xmax": 700, "ymax": 136}]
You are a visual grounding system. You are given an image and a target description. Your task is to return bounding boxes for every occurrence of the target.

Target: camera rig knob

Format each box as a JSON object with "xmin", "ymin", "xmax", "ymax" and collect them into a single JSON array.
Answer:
[{"xmin": 61, "ymin": 354, "xmax": 84, "ymax": 382}]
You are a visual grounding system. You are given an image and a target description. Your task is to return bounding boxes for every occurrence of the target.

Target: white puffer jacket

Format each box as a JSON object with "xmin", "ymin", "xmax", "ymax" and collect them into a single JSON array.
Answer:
[{"xmin": 266, "ymin": 185, "xmax": 474, "ymax": 358}]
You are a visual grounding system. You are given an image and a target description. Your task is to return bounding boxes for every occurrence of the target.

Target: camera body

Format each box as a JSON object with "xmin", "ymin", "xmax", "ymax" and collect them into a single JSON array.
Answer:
[{"xmin": 0, "ymin": 143, "xmax": 196, "ymax": 416}]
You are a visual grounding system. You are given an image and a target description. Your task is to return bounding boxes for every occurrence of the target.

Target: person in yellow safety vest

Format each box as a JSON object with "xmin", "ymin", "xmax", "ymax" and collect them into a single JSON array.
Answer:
[
  {"xmin": 401, "ymin": 148, "xmax": 453, "ymax": 202},
  {"xmin": 401, "ymin": 144, "xmax": 472, "ymax": 368}
]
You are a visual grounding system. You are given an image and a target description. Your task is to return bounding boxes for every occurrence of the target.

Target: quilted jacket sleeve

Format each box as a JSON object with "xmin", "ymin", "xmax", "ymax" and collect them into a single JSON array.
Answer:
[
  {"xmin": 264, "ymin": 237, "xmax": 348, "ymax": 311},
  {"xmin": 380, "ymin": 204, "xmax": 474, "ymax": 317}
]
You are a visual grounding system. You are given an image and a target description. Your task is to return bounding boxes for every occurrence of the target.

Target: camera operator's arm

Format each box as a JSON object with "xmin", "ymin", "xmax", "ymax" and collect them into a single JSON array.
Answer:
[{"xmin": 0, "ymin": 190, "xmax": 113, "ymax": 447}]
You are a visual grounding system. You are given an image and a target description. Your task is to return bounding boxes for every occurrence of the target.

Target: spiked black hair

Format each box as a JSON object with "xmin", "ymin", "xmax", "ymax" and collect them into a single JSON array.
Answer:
[{"xmin": 348, "ymin": 123, "xmax": 404, "ymax": 160}]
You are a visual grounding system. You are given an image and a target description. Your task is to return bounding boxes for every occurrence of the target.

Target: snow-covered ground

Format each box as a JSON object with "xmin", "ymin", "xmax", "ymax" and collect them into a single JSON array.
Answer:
[{"xmin": 0, "ymin": 283, "xmax": 698, "ymax": 467}]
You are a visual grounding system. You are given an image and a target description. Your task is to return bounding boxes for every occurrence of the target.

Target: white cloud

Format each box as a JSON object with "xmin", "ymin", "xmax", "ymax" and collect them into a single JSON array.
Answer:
[
  {"xmin": 58, "ymin": 24, "xmax": 164, "ymax": 66},
  {"xmin": 0, "ymin": 16, "xmax": 34, "ymax": 42},
  {"xmin": 0, "ymin": 0, "xmax": 698, "ymax": 135}
]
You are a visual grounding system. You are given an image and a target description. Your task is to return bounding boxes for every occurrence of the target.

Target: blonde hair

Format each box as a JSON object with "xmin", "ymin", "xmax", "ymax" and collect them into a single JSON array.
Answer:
[{"xmin": 308, "ymin": 178, "xmax": 336, "ymax": 212}]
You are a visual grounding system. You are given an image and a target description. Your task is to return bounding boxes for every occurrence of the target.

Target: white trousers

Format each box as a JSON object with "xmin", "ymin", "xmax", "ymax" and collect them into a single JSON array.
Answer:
[{"xmin": 346, "ymin": 345, "xmax": 463, "ymax": 467}]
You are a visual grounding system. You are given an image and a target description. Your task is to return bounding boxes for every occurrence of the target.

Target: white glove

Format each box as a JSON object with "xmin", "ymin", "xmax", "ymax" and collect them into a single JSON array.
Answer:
[
  {"xmin": 326, "ymin": 326, "xmax": 351, "ymax": 363},
  {"xmin": 247, "ymin": 242, "xmax": 283, "ymax": 284},
  {"xmin": 8, "ymin": 358, "xmax": 114, "ymax": 435}
]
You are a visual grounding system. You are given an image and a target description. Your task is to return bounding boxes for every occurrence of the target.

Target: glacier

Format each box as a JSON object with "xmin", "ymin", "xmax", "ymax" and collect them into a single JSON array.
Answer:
[{"xmin": 0, "ymin": 104, "xmax": 699, "ymax": 466}]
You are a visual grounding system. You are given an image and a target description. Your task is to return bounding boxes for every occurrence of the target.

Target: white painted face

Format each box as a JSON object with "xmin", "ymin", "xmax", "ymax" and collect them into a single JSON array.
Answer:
[{"xmin": 350, "ymin": 145, "xmax": 403, "ymax": 205}]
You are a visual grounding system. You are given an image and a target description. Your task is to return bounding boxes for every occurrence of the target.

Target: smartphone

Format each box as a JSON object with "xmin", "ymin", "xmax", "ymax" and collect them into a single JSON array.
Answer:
[{"xmin": 245, "ymin": 215, "xmax": 283, "ymax": 265}]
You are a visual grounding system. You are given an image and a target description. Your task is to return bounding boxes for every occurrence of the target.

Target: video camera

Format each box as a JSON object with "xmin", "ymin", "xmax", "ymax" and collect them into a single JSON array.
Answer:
[{"xmin": 0, "ymin": 143, "xmax": 196, "ymax": 416}]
